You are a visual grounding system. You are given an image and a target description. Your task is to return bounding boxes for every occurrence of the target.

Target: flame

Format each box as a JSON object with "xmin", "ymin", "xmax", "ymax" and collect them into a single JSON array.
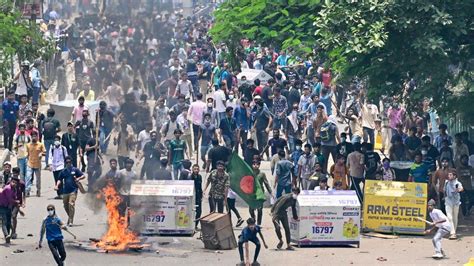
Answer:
[{"xmin": 95, "ymin": 184, "xmax": 139, "ymax": 251}]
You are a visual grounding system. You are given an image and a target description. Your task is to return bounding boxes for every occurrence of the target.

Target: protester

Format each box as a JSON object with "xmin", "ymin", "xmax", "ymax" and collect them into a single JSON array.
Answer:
[
  {"xmin": 249, "ymin": 160, "xmax": 272, "ymax": 226},
  {"xmin": 48, "ymin": 135, "xmax": 68, "ymax": 199},
  {"xmin": 425, "ymin": 199, "xmax": 451, "ymax": 259},
  {"xmin": 444, "ymin": 169, "xmax": 463, "ymax": 239},
  {"xmin": 271, "ymin": 187, "xmax": 300, "ymax": 250},
  {"xmin": 38, "ymin": 204, "xmax": 67, "ymax": 266},
  {"xmin": 26, "ymin": 131, "xmax": 46, "ymax": 197},
  {"xmin": 0, "ymin": 176, "xmax": 18, "ymax": 243},
  {"xmin": 238, "ymin": 218, "xmax": 268, "ymax": 266},
  {"xmin": 204, "ymin": 161, "xmax": 230, "ymax": 214},
  {"xmin": 274, "ymin": 150, "xmax": 293, "ymax": 198}
]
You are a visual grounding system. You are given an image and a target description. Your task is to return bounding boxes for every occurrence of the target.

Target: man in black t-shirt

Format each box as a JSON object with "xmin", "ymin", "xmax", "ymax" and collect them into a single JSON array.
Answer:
[
  {"xmin": 336, "ymin": 133, "xmax": 354, "ymax": 158},
  {"xmin": 75, "ymin": 109, "xmax": 94, "ymax": 172},
  {"xmin": 206, "ymin": 139, "xmax": 231, "ymax": 172},
  {"xmin": 264, "ymin": 129, "xmax": 289, "ymax": 157},
  {"xmin": 362, "ymin": 142, "xmax": 381, "ymax": 180},
  {"xmin": 244, "ymin": 139, "xmax": 260, "ymax": 166},
  {"xmin": 42, "ymin": 108, "xmax": 61, "ymax": 168}
]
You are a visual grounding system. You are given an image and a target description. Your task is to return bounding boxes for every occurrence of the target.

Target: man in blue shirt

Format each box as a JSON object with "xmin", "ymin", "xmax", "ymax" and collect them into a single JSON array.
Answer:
[
  {"xmin": 274, "ymin": 150, "xmax": 294, "ymax": 198},
  {"xmin": 55, "ymin": 156, "xmax": 85, "ymax": 226},
  {"xmin": 234, "ymin": 98, "xmax": 251, "ymax": 154},
  {"xmin": 2, "ymin": 91, "xmax": 19, "ymax": 151},
  {"xmin": 219, "ymin": 107, "xmax": 237, "ymax": 150},
  {"xmin": 38, "ymin": 204, "xmax": 67, "ymax": 266},
  {"xmin": 30, "ymin": 60, "xmax": 43, "ymax": 104},
  {"xmin": 238, "ymin": 218, "xmax": 268, "ymax": 266}
]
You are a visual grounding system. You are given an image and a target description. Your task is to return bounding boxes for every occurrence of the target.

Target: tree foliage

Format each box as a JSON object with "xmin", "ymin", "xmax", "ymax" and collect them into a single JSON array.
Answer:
[
  {"xmin": 211, "ymin": 0, "xmax": 474, "ymax": 122},
  {"xmin": 0, "ymin": 0, "xmax": 55, "ymax": 86}
]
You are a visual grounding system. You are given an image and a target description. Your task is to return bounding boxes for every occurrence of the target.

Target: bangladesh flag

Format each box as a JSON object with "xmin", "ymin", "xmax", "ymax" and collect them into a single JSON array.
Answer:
[{"xmin": 227, "ymin": 152, "xmax": 266, "ymax": 209}]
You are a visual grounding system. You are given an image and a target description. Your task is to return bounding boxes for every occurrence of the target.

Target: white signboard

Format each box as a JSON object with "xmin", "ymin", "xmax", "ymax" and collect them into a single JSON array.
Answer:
[
  {"xmin": 130, "ymin": 180, "xmax": 194, "ymax": 197},
  {"xmin": 290, "ymin": 190, "xmax": 360, "ymax": 246}
]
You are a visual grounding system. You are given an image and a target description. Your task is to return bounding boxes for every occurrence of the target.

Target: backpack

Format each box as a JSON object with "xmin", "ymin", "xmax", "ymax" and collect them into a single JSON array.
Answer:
[
  {"xmin": 42, "ymin": 118, "xmax": 57, "ymax": 139},
  {"xmin": 320, "ymin": 121, "xmax": 335, "ymax": 142},
  {"xmin": 53, "ymin": 146, "xmax": 67, "ymax": 163}
]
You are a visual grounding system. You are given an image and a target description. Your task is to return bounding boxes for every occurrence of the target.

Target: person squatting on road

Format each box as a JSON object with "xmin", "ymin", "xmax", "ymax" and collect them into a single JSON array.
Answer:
[
  {"xmin": 425, "ymin": 199, "xmax": 452, "ymax": 259},
  {"xmin": 238, "ymin": 217, "xmax": 268, "ymax": 266}
]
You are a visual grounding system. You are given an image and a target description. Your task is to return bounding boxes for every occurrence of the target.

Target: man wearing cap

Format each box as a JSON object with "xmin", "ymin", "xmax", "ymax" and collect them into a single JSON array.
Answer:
[
  {"xmin": 14, "ymin": 60, "xmax": 32, "ymax": 101},
  {"xmin": 0, "ymin": 162, "xmax": 12, "ymax": 188},
  {"xmin": 425, "ymin": 199, "xmax": 451, "ymax": 259}
]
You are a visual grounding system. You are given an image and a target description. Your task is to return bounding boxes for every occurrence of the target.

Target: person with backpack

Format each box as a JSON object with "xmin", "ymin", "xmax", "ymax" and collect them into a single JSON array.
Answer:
[
  {"xmin": 320, "ymin": 115, "xmax": 340, "ymax": 173},
  {"xmin": 75, "ymin": 109, "xmax": 94, "ymax": 172},
  {"xmin": 42, "ymin": 108, "xmax": 61, "ymax": 169},
  {"xmin": 48, "ymin": 135, "xmax": 68, "ymax": 199}
]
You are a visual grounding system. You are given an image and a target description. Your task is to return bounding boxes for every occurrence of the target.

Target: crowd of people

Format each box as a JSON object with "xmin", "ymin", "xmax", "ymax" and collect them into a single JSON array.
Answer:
[{"xmin": 0, "ymin": 1, "xmax": 473, "ymax": 264}]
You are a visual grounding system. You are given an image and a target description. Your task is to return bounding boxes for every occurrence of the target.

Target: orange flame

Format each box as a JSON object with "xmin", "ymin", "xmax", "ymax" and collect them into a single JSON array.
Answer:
[{"xmin": 95, "ymin": 184, "xmax": 139, "ymax": 251}]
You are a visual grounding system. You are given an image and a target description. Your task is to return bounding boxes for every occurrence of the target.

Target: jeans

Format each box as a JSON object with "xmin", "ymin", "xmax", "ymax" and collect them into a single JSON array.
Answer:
[
  {"xmin": 32, "ymin": 86, "xmax": 41, "ymax": 104},
  {"xmin": 48, "ymin": 239, "xmax": 66, "ymax": 266},
  {"xmin": 363, "ymin": 127, "xmax": 375, "ymax": 144},
  {"xmin": 276, "ymin": 184, "xmax": 292, "ymax": 199},
  {"xmin": 53, "ymin": 170, "xmax": 63, "ymax": 196},
  {"xmin": 238, "ymin": 236, "xmax": 261, "ymax": 262},
  {"xmin": 200, "ymin": 145, "xmax": 211, "ymax": 163},
  {"xmin": 172, "ymin": 162, "xmax": 183, "ymax": 180},
  {"xmin": 26, "ymin": 167, "xmax": 41, "ymax": 195},
  {"xmin": 238, "ymin": 129, "xmax": 248, "ymax": 155},
  {"xmin": 3, "ymin": 119, "xmax": 16, "ymax": 151},
  {"xmin": 195, "ymin": 195, "xmax": 202, "ymax": 227},
  {"xmin": 209, "ymin": 197, "xmax": 224, "ymax": 213},
  {"xmin": 227, "ymin": 198, "xmax": 241, "ymax": 224},
  {"xmin": 44, "ymin": 139, "xmax": 54, "ymax": 166},
  {"xmin": 63, "ymin": 192, "xmax": 77, "ymax": 224},
  {"xmin": 99, "ymin": 126, "xmax": 112, "ymax": 153},
  {"xmin": 192, "ymin": 124, "xmax": 201, "ymax": 151},
  {"xmin": 0, "ymin": 206, "xmax": 11, "ymax": 237},
  {"xmin": 222, "ymin": 134, "xmax": 235, "ymax": 150},
  {"xmin": 217, "ymin": 112, "xmax": 226, "ymax": 128},
  {"xmin": 432, "ymin": 228, "xmax": 449, "ymax": 254},
  {"xmin": 350, "ymin": 176, "xmax": 365, "ymax": 205},
  {"xmin": 273, "ymin": 117, "xmax": 283, "ymax": 130},
  {"xmin": 321, "ymin": 145, "xmax": 337, "ymax": 173},
  {"xmin": 307, "ymin": 126, "xmax": 315, "ymax": 146},
  {"xmin": 17, "ymin": 157, "xmax": 28, "ymax": 182},
  {"xmin": 273, "ymin": 214, "xmax": 291, "ymax": 244},
  {"xmin": 445, "ymin": 204, "xmax": 459, "ymax": 235},
  {"xmin": 351, "ymin": 135, "xmax": 362, "ymax": 144},
  {"xmin": 249, "ymin": 207, "xmax": 263, "ymax": 225}
]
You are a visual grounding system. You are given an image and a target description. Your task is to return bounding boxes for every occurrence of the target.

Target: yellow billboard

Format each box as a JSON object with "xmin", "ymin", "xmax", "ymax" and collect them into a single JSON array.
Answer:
[{"xmin": 363, "ymin": 180, "xmax": 428, "ymax": 235}]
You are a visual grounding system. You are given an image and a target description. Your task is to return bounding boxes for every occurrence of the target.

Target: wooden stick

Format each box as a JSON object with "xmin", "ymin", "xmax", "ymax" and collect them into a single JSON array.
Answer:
[{"xmin": 415, "ymin": 217, "xmax": 433, "ymax": 225}]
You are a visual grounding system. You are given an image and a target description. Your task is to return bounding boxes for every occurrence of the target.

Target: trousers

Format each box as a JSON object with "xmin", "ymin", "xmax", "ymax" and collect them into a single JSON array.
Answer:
[
  {"xmin": 273, "ymin": 214, "xmax": 291, "ymax": 244},
  {"xmin": 350, "ymin": 176, "xmax": 365, "ymax": 205},
  {"xmin": 209, "ymin": 197, "xmax": 224, "ymax": 213},
  {"xmin": 249, "ymin": 207, "xmax": 263, "ymax": 225},
  {"xmin": 63, "ymin": 192, "xmax": 77, "ymax": 225},
  {"xmin": 445, "ymin": 204, "xmax": 459, "ymax": 235},
  {"xmin": 432, "ymin": 228, "xmax": 449, "ymax": 254},
  {"xmin": 226, "ymin": 198, "xmax": 241, "ymax": 224},
  {"xmin": 48, "ymin": 239, "xmax": 66, "ymax": 266},
  {"xmin": 238, "ymin": 236, "xmax": 261, "ymax": 262}
]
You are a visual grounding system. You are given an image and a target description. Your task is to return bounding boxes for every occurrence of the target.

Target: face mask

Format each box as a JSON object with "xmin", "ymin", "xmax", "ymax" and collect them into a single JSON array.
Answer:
[
  {"xmin": 207, "ymin": 103, "xmax": 213, "ymax": 108},
  {"xmin": 421, "ymin": 150, "xmax": 427, "ymax": 155},
  {"xmin": 229, "ymin": 95, "xmax": 234, "ymax": 100},
  {"xmin": 48, "ymin": 210, "xmax": 55, "ymax": 216},
  {"xmin": 295, "ymin": 145, "xmax": 301, "ymax": 150},
  {"xmin": 54, "ymin": 141, "xmax": 60, "ymax": 146},
  {"xmin": 292, "ymin": 194, "xmax": 298, "ymax": 200}
]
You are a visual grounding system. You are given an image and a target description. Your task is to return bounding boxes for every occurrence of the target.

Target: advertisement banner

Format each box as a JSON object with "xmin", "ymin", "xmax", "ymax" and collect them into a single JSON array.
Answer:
[
  {"xmin": 363, "ymin": 180, "xmax": 428, "ymax": 235},
  {"xmin": 290, "ymin": 191, "xmax": 360, "ymax": 246}
]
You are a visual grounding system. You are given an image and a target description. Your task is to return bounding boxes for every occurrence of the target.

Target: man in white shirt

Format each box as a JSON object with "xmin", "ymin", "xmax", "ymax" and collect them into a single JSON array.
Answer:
[
  {"xmin": 214, "ymin": 88, "xmax": 227, "ymax": 128},
  {"xmin": 136, "ymin": 122, "xmax": 153, "ymax": 158},
  {"xmin": 48, "ymin": 135, "xmax": 68, "ymax": 199},
  {"xmin": 176, "ymin": 72, "xmax": 193, "ymax": 100},
  {"xmin": 425, "ymin": 199, "xmax": 452, "ymax": 259},
  {"xmin": 361, "ymin": 102, "xmax": 379, "ymax": 144},
  {"xmin": 188, "ymin": 93, "xmax": 207, "ymax": 152}
]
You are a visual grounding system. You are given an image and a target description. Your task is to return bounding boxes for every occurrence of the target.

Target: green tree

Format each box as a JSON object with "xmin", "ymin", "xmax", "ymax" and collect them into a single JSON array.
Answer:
[
  {"xmin": 314, "ymin": 0, "xmax": 474, "ymax": 121},
  {"xmin": 210, "ymin": 0, "xmax": 322, "ymax": 69},
  {"xmin": 0, "ymin": 0, "xmax": 55, "ymax": 86}
]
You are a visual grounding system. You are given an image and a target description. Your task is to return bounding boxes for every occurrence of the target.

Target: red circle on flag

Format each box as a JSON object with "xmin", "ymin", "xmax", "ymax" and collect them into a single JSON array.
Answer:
[{"xmin": 240, "ymin": 175, "xmax": 255, "ymax": 194}]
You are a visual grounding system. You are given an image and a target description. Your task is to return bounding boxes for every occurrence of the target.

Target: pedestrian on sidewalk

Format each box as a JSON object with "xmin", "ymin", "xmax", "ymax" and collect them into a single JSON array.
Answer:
[
  {"xmin": 38, "ymin": 204, "xmax": 67, "ymax": 266},
  {"xmin": 425, "ymin": 199, "xmax": 451, "ymax": 259}
]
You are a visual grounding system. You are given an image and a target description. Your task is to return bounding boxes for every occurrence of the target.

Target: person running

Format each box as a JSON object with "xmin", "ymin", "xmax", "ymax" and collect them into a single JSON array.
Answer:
[
  {"xmin": 38, "ymin": 204, "xmax": 67, "ymax": 266},
  {"xmin": 425, "ymin": 199, "xmax": 451, "ymax": 259},
  {"xmin": 55, "ymin": 156, "xmax": 85, "ymax": 226},
  {"xmin": 237, "ymin": 218, "xmax": 268, "ymax": 266},
  {"xmin": 271, "ymin": 187, "xmax": 300, "ymax": 250}
]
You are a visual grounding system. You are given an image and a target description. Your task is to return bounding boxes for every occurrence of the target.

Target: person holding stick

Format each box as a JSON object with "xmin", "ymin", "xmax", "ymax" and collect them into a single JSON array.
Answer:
[
  {"xmin": 424, "ymin": 199, "xmax": 452, "ymax": 259},
  {"xmin": 238, "ymin": 217, "xmax": 268, "ymax": 266},
  {"xmin": 38, "ymin": 204, "xmax": 67, "ymax": 266}
]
